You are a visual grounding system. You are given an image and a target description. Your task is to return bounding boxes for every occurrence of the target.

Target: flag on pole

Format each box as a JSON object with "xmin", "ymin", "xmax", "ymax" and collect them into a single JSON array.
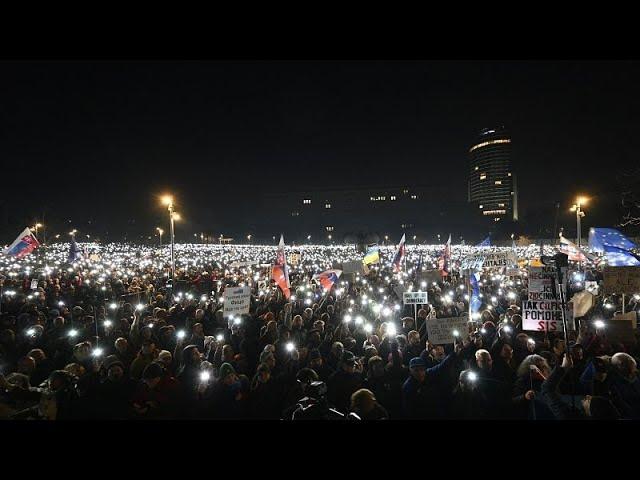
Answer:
[
  {"xmin": 313, "ymin": 269, "xmax": 342, "ymax": 291},
  {"xmin": 469, "ymin": 271, "xmax": 482, "ymax": 314},
  {"xmin": 272, "ymin": 234, "xmax": 291, "ymax": 299},
  {"xmin": 2, "ymin": 227, "xmax": 40, "ymax": 259},
  {"xmin": 477, "ymin": 235, "xmax": 491, "ymax": 247},
  {"xmin": 392, "ymin": 234, "xmax": 406, "ymax": 272},
  {"xmin": 558, "ymin": 235, "xmax": 593, "ymax": 263},
  {"xmin": 588, "ymin": 227, "xmax": 640, "ymax": 266},
  {"xmin": 438, "ymin": 234, "xmax": 451, "ymax": 276},
  {"xmin": 363, "ymin": 245, "xmax": 380, "ymax": 265}
]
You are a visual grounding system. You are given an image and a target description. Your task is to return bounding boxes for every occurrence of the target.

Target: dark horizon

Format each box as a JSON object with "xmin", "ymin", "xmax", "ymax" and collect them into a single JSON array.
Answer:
[{"xmin": 1, "ymin": 60, "xmax": 639, "ymax": 243}]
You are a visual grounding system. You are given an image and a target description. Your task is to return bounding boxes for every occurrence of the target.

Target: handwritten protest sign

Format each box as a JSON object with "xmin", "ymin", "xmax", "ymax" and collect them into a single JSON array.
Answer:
[
  {"xmin": 403, "ymin": 291, "xmax": 428, "ymax": 305},
  {"xmin": 425, "ymin": 317, "xmax": 470, "ymax": 344},
  {"xmin": 603, "ymin": 267, "xmax": 640, "ymax": 295},
  {"xmin": 223, "ymin": 286, "xmax": 251, "ymax": 316}
]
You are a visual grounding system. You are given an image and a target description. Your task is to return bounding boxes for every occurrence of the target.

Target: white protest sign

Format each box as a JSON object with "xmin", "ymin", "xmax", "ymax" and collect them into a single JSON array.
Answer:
[
  {"xmin": 603, "ymin": 266, "xmax": 640, "ymax": 295},
  {"xmin": 461, "ymin": 255, "xmax": 485, "ymax": 270},
  {"xmin": 30, "ymin": 279, "xmax": 39, "ymax": 290},
  {"xmin": 523, "ymin": 265, "xmax": 564, "ymax": 332},
  {"xmin": 223, "ymin": 286, "xmax": 251, "ymax": 316},
  {"xmin": 403, "ymin": 291, "xmax": 428, "ymax": 305},
  {"xmin": 482, "ymin": 251, "xmax": 517, "ymax": 269},
  {"xmin": 229, "ymin": 260, "xmax": 259, "ymax": 268},
  {"xmin": 288, "ymin": 253, "xmax": 301, "ymax": 266},
  {"xmin": 425, "ymin": 317, "xmax": 470, "ymax": 344},
  {"xmin": 342, "ymin": 260, "xmax": 364, "ymax": 274}
]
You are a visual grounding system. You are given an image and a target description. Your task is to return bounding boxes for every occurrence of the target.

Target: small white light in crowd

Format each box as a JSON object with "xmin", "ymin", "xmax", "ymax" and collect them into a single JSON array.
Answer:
[
  {"xmin": 480, "ymin": 328, "xmax": 487, "ymax": 334},
  {"xmin": 103, "ymin": 320, "xmax": 113, "ymax": 328},
  {"xmin": 26, "ymin": 328, "xmax": 36, "ymax": 336},
  {"xmin": 291, "ymin": 295, "xmax": 297, "ymax": 301},
  {"xmin": 373, "ymin": 304, "xmax": 382, "ymax": 314},
  {"xmin": 605, "ymin": 303, "xmax": 614, "ymax": 310},
  {"xmin": 177, "ymin": 330, "xmax": 186, "ymax": 339},
  {"xmin": 234, "ymin": 317, "xmax": 242, "ymax": 325},
  {"xmin": 216, "ymin": 334, "xmax": 224, "ymax": 342},
  {"xmin": 491, "ymin": 296, "xmax": 497, "ymax": 303},
  {"xmin": 68, "ymin": 329, "xmax": 78, "ymax": 338},
  {"xmin": 467, "ymin": 371, "xmax": 478, "ymax": 382},
  {"xmin": 507, "ymin": 292, "xmax": 516, "ymax": 300},
  {"xmin": 634, "ymin": 294, "xmax": 640, "ymax": 301},
  {"xmin": 344, "ymin": 314, "xmax": 352, "ymax": 323},
  {"xmin": 387, "ymin": 323, "xmax": 397, "ymax": 337},
  {"xmin": 394, "ymin": 304, "xmax": 401, "ymax": 311},
  {"xmin": 472, "ymin": 313, "xmax": 481, "ymax": 320},
  {"xmin": 58, "ymin": 301, "xmax": 65, "ymax": 306},
  {"xmin": 304, "ymin": 299, "xmax": 312, "ymax": 305},
  {"xmin": 421, "ymin": 281, "xmax": 427, "ymax": 288},
  {"xmin": 201, "ymin": 295, "xmax": 208, "ymax": 302},
  {"xmin": 364, "ymin": 324, "xmax": 373, "ymax": 333},
  {"xmin": 286, "ymin": 342, "xmax": 295, "ymax": 352},
  {"xmin": 92, "ymin": 348, "xmax": 103, "ymax": 357},
  {"xmin": 355, "ymin": 316, "xmax": 364, "ymax": 325},
  {"xmin": 109, "ymin": 303, "xmax": 117, "ymax": 310},
  {"xmin": 464, "ymin": 294, "xmax": 470, "ymax": 301},
  {"xmin": 528, "ymin": 338, "xmax": 536, "ymax": 346},
  {"xmin": 487, "ymin": 305, "xmax": 493, "ymax": 310},
  {"xmin": 459, "ymin": 285, "xmax": 465, "ymax": 291},
  {"xmin": 200, "ymin": 371, "xmax": 211, "ymax": 382},
  {"xmin": 136, "ymin": 303, "xmax": 145, "ymax": 311},
  {"xmin": 452, "ymin": 329, "xmax": 460, "ymax": 337},
  {"xmin": 594, "ymin": 320, "xmax": 605, "ymax": 329},
  {"xmin": 504, "ymin": 326, "xmax": 512, "ymax": 333}
]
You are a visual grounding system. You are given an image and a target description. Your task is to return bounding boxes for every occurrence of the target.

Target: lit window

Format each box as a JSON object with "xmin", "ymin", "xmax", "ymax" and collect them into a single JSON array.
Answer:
[
  {"xmin": 390, "ymin": 196, "xmax": 396, "ymax": 201},
  {"xmin": 325, "ymin": 226, "xmax": 334, "ymax": 232},
  {"xmin": 325, "ymin": 203, "xmax": 331, "ymax": 209},
  {"xmin": 411, "ymin": 195, "xmax": 417, "ymax": 200},
  {"xmin": 498, "ymin": 203, "xmax": 505, "ymax": 207},
  {"xmin": 291, "ymin": 211, "xmax": 300, "ymax": 217},
  {"xmin": 403, "ymin": 189, "xmax": 409, "ymax": 194},
  {"xmin": 474, "ymin": 166, "xmax": 479, "ymax": 171},
  {"xmin": 495, "ymin": 180, "xmax": 502, "ymax": 185},
  {"xmin": 480, "ymin": 174, "xmax": 487, "ymax": 180},
  {"xmin": 479, "ymin": 205, "xmax": 483, "ymax": 209},
  {"xmin": 469, "ymin": 138, "xmax": 511, "ymax": 153},
  {"xmin": 381, "ymin": 196, "xmax": 386, "ymax": 201},
  {"xmin": 303, "ymin": 199, "xmax": 311, "ymax": 205},
  {"xmin": 507, "ymin": 172, "xmax": 512, "ymax": 177}
]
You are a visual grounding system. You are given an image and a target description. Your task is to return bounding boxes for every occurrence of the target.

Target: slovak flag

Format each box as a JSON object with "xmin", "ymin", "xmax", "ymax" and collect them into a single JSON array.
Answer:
[
  {"xmin": 558, "ymin": 235, "xmax": 591, "ymax": 263},
  {"xmin": 392, "ymin": 234, "xmax": 406, "ymax": 272},
  {"xmin": 314, "ymin": 269, "xmax": 342, "ymax": 291},
  {"xmin": 272, "ymin": 234, "xmax": 291, "ymax": 299},
  {"xmin": 438, "ymin": 234, "xmax": 451, "ymax": 276},
  {"xmin": 2, "ymin": 227, "xmax": 40, "ymax": 259}
]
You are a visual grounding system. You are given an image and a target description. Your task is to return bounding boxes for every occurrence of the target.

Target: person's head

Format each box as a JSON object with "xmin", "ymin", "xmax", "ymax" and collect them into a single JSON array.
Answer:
[
  {"xmin": 500, "ymin": 343, "xmax": 513, "ymax": 362},
  {"xmin": 342, "ymin": 351, "xmax": 357, "ymax": 373},
  {"xmin": 195, "ymin": 309, "xmax": 205, "ymax": 321},
  {"xmin": 458, "ymin": 369, "xmax": 479, "ymax": 393},
  {"xmin": 255, "ymin": 363, "xmax": 271, "ymax": 384},
  {"xmin": 27, "ymin": 348, "xmax": 46, "ymax": 364},
  {"xmin": 219, "ymin": 362, "xmax": 238, "ymax": 385},
  {"xmin": 157, "ymin": 350, "xmax": 172, "ymax": 368},
  {"xmin": 409, "ymin": 357, "xmax": 427, "ymax": 383},
  {"xmin": 292, "ymin": 315, "xmax": 303, "ymax": 328},
  {"xmin": 475, "ymin": 349, "xmax": 493, "ymax": 372},
  {"xmin": 260, "ymin": 351, "xmax": 276, "ymax": 370},
  {"xmin": 303, "ymin": 308, "xmax": 313, "ymax": 320},
  {"xmin": 517, "ymin": 354, "xmax": 551, "ymax": 378},
  {"xmin": 582, "ymin": 395, "xmax": 620, "ymax": 419},
  {"xmin": 312, "ymin": 319, "xmax": 324, "ymax": 333},
  {"xmin": 308, "ymin": 349, "xmax": 323, "ymax": 369},
  {"xmin": 570, "ymin": 343, "xmax": 584, "ymax": 361},
  {"xmin": 367, "ymin": 356, "xmax": 384, "ymax": 378},
  {"xmin": 296, "ymin": 368, "xmax": 319, "ymax": 392},
  {"xmin": 106, "ymin": 361, "xmax": 125, "ymax": 381},
  {"xmin": 553, "ymin": 338, "xmax": 566, "ymax": 355},
  {"xmin": 350, "ymin": 388, "xmax": 377, "ymax": 414},
  {"xmin": 611, "ymin": 352, "xmax": 637, "ymax": 380},
  {"xmin": 115, "ymin": 337, "xmax": 128, "ymax": 353},
  {"xmin": 402, "ymin": 317, "xmax": 415, "ymax": 330},
  {"xmin": 73, "ymin": 342, "xmax": 92, "ymax": 363},
  {"xmin": 142, "ymin": 362, "xmax": 164, "ymax": 389},
  {"xmin": 432, "ymin": 345, "xmax": 445, "ymax": 361},
  {"xmin": 64, "ymin": 362, "xmax": 85, "ymax": 378},
  {"xmin": 417, "ymin": 308, "xmax": 428, "ymax": 320},
  {"xmin": 408, "ymin": 330, "xmax": 420, "ymax": 346},
  {"xmin": 331, "ymin": 342, "xmax": 344, "ymax": 359},
  {"xmin": 222, "ymin": 344, "xmax": 234, "ymax": 362},
  {"xmin": 17, "ymin": 356, "xmax": 36, "ymax": 375}
]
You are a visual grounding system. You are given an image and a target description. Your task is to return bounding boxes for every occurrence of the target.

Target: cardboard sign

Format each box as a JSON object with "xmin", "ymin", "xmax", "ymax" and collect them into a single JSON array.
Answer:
[
  {"xmin": 522, "ymin": 299, "xmax": 564, "ymax": 332},
  {"xmin": 342, "ymin": 260, "xmax": 364, "ymax": 274},
  {"xmin": 223, "ymin": 286, "xmax": 251, "ymax": 316},
  {"xmin": 425, "ymin": 317, "xmax": 470, "ymax": 344},
  {"xmin": 403, "ymin": 291, "xmax": 428, "ymax": 305},
  {"xmin": 613, "ymin": 311, "xmax": 637, "ymax": 330},
  {"xmin": 605, "ymin": 320, "xmax": 637, "ymax": 345},
  {"xmin": 288, "ymin": 253, "xmax": 301, "ymax": 266},
  {"xmin": 571, "ymin": 291, "xmax": 594, "ymax": 318},
  {"xmin": 603, "ymin": 267, "xmax": 640, "ymax": 295}
]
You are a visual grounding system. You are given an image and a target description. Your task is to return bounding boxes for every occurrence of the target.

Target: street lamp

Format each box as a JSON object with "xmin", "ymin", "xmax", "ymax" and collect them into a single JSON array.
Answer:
[
  {"xmin": 384, "ymin": 235, "xmax": 389, "ymax": 245},
  {"xmin": 161, "ymin": 195, "xmax": 179, "ymax": 281},
  {"xmin": 413, "ymin": 235, "xmax": 417, "ymax": 244},
  {"xmin": 157, "ymin": 227, "xmax": 163, "ymax": 246},
  {"xmin": 570, "ymin": 196, "xmax": 588, "ymax": 270},
  {"xmin": 328, "ymin": 234, "xmax": 332, "ymax": 244},
  {"xmin": 247, "ymin": 234, "xmax": 252, "ymax": 244}
]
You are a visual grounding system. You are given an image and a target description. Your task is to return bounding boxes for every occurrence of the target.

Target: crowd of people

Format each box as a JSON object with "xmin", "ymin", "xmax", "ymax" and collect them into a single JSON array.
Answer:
[{"xmin": 1, "ymin": 241, "xmax": 639, "ymax": 420}]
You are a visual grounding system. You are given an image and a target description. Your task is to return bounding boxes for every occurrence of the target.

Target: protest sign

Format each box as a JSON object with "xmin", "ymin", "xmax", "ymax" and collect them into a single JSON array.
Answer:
[
  {"xmin": 523, "ymin": 265, "xmax": 564, "ymax": 332},
  {"xmin": 229, "ymin": 260, "xmax": 259, "ymax": 268},
  {"xmin": 425, "ymin": 317, "xmax": 470, "ymax": 344},
  {"xmin": 289, "ymin": 253, "xmax": 301, "ymax": 266},
  {"xmin": 571, "ymin": 290, "xmax": 594, "ymax": 318},
  {"xmin": 482, "ymin": 251, "xmax": 517, "ymax": 268},
  {"xmin": 223, "ymin": 286, "xmax": 251, "ymax": 316},
  {"xmin": 30, "ymin": 279, "xmax": 38, "ymax": 290},
  {"xmin": 613, "ymin": 311, "xmax": 637, "ymax": 330},
  {"xmin": 461, "ymin": 255, "xmax": 485, "ymax": 271},
  {"xmin": 603, "ymin": 266, "xmax": 640, "ymax": 295},
  {"xmin": 403, "ymin": 291, "xmax": 428, "ymax": 305}
]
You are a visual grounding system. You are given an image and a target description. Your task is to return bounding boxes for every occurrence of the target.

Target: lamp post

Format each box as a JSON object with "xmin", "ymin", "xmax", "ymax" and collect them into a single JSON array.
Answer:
[
  {"xmin": 161, "ymin": 195, "xmax": 179, "ymax": 281},
  {"xmin": 570, "ymin": 196, "xmax": 588, "ymax": 270},
  {"xmin": 157, "ymin": 228, "xmax": 163, "ymax": 246},
  {"xmin": 247, "ymin": 234, "xmax": 252, "ymax": 244}
]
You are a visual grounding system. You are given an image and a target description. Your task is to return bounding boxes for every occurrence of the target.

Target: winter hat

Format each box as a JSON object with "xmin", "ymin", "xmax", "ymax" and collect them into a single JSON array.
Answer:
[{"xmin": 218, "ymin": 362, "xmax": 236, "ymax": 380}]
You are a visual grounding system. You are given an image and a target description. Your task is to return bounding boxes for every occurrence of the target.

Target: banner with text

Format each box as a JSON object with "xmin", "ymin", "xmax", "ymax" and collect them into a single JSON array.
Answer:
[
  {"xmin": 223, "ymin": 286, "xmax": 251, "ymax": 316},
  {"xmin": 403, "ymin": 291, "xmax": 428, "ymax": 305},
  {"xmin": 425, "ymin": 317, "xmax": 470, "ymax": 344}
]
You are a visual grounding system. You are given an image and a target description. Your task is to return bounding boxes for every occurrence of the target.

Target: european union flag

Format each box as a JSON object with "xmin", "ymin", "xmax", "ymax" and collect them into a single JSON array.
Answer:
[
  {"xmin": 588, "ymin": 228, "xmax": 640, "ymax": 266},
  {"xmin": 477, "ymin": 236, "xmax": 491, "ymax": 247}
]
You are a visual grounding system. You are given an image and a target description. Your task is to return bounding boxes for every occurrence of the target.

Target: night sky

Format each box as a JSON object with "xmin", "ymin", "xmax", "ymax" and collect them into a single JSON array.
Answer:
[{"xmin": 1, "ymin": 60, "xmax": 639, "ymax": 240}]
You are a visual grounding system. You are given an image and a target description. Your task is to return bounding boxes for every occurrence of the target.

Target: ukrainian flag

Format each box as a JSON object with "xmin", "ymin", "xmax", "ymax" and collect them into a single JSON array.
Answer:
[{"xmin": 363, "ymin": 245, "xmax": 380, "ymax": 265}]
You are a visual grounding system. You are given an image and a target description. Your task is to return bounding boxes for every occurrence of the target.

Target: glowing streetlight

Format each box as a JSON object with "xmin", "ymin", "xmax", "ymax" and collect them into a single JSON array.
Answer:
[
  {"xmin": 160, "ymin": 194, "xmax": 179, "ymax": 281},
  {"xmin": 570, "ymin": 196, "xmax": 588, "ymax": 270}
]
